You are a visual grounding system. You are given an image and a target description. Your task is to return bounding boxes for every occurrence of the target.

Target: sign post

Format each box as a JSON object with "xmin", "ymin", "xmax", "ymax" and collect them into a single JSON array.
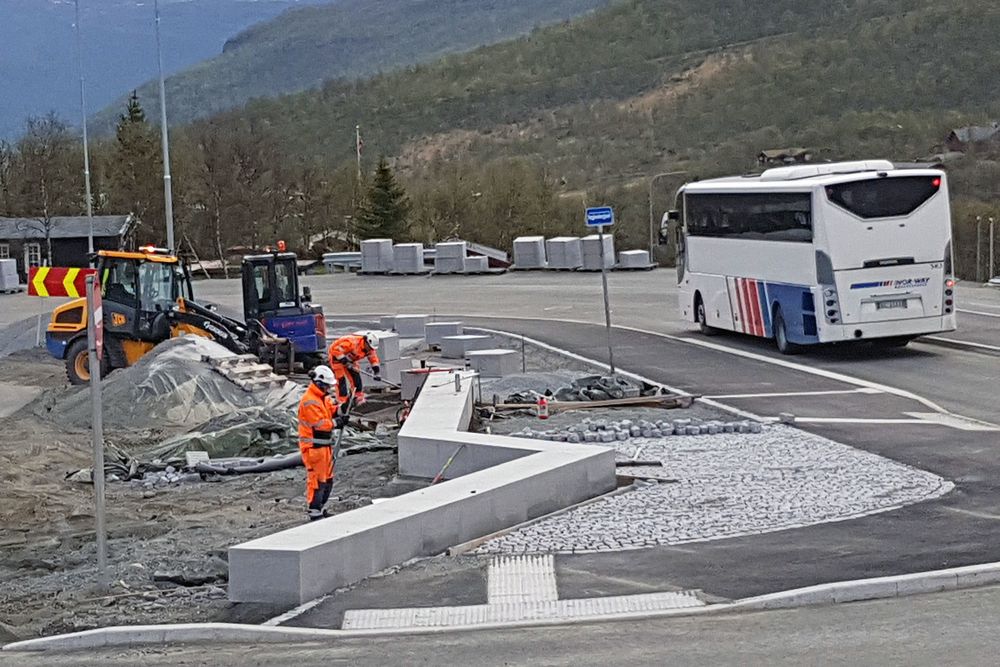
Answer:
[
  {"xmin": 85, "ymin": 274, "xmax": 108, "ymax": 585},
  {"xmin": 585, "ymin": 206, "xmax": 616, "ymax": 375}
]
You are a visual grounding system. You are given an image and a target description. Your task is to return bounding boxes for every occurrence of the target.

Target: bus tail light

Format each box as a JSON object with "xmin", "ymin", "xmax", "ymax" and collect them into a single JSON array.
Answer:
[
  {"xmin": 820, "ymin": 287, "xmax": 840, "ymax": 325},
  {"xmin": 943, "ymin": 276, "xmax": 954, "ymax": 314}
]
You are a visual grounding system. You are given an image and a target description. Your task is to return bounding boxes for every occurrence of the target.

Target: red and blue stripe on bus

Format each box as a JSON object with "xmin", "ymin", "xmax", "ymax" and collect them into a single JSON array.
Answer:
[{"xmin": 727, "ymin": 277, "xmax": 819, "ymax": 344}]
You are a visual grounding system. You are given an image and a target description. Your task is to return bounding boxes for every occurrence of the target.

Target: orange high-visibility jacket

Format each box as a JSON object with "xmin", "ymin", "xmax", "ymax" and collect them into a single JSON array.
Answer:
[
  {"xmin": 297, "ymin": 383, "xmax": 339, "ymax": 451},
  {"xmin": 328, "ymin": 334, "xmax": 380, "ymax": 369}
]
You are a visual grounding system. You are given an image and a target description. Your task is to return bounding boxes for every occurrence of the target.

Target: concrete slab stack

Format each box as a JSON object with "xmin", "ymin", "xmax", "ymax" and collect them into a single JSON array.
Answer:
[
  {"xmin": 360, "ymin": 239, "xmax": 394, "ymax": 274},
  {"xmin": 465, "ymin": 256, "xmax": 489, "ymax": 273},
  {"xmin": 618, "ymin": 249, "xmax": 655, "ymax": 269},
  {"xmin": 392, "ymin": 243, "xmax": 426, "ymax": 274},
  {"xmin": 545, "ymin": 237, "xmax": 583, "ymax": 270},
  {"xmin": 466, "ymin": 349, "xmax": 520, "ymax": 378},
  {"xmin": 441, "ymin": 334, "xmax": 493, "ymax": 359},
  {"xmin": 425, "ymin": 322, "xmax": 463, "ymax": 348},
  {"xmin": 379, "ymin": 315, "xmax": 396, "ymax": 331},
  {"xmin": 512, "ymin": 236, "xmax": 547, "ymax": 269},
  {"xmin": 581, "ymin": 234, "xmax": 615, "ymax": 271},
  {"xmin": 434, "ymin": 242, "xmax": 467, "ymax": 274}
]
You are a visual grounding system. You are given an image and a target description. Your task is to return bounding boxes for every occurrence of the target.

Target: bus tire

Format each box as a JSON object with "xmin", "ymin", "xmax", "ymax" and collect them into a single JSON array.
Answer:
[
  {"xmin": 773, "ymin": 307, "xmax": 799, "ymax": 355},
  {"xmin": 695, "ymin": 295, "xmax": 719, "ymax": 336}
]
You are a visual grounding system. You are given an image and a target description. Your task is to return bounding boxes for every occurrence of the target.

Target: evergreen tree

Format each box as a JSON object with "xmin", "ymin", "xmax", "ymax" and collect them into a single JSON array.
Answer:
[
  {"xmin": 109, "ymin": 91, "xmax": 162, "ymax": 241},
  {"xmin": 355, "ymin": 157, "xmax": 410, "ymax": 240}
]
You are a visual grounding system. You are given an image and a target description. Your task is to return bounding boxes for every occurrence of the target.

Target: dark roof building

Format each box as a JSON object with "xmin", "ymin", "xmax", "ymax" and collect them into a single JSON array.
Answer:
[{"xmin": 0, "ymin": 214, "xmax": 136, "ymax": 281}]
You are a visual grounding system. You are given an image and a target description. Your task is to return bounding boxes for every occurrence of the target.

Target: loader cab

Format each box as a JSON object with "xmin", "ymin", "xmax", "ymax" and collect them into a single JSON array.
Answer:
[{"xmin": 98, "ymin": 247, "xmax": 192, "ymax": 342}]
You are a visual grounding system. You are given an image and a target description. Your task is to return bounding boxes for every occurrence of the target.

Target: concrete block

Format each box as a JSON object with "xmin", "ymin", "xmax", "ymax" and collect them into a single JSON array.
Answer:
[
  {"xmin": 513, "ymin": 236, "xmax": 547, "ymax": 269},
  {"xmin": 545, "ymin": 237, "xmax": 583, "ymax": 269},
  {"xmin": 425, "ymin": 322, "xmax": 463, "ymax": 347},
  {"xmin": 618, "ymin": 249, "xmax": 652, "ymax": 268},
  {"xmin": 465, "ymin": 256, "xmax": 489, "ymax": 273},
  {"xmin": 435, "ymin": 242, "xmax": 467, "ymax": 272},
  {"xmin": 394, "ymin": 314, "xmax": 428, "ymax": 338},
  {"xmin": 392, "ymin": 243, "xmax": 425, "ymax": 273},
  {"xmin": 441, "ymin": 334, "xmax": 492, "ymax": 359},
  {"xmin": 379, "ymin": 315, "xmax": 396, "ymax": 331},
  {"xmin": 360, "ymin": 239, "xmax": 394, "ymax": 273},
  {"xmin": 0, "ymin": 259, "xmax": 18, "ymax": 291},
  {"xmin": 581, "ymin": 234, "xmax": 615, "ymax": 270},
  {"xmin": 466, "ymin": 349, "xmax": 520, "ymax": 378},
  {"xmin": 228, "ymin": 370, "xmax": 616, "ymax": 605},
  {"xmin": 401, "ymin": 369, "xmax": 428, "ymax": 401},
  {"xmin": 370, "ymin": 330, "xmax": 400, "ymax": 361}
]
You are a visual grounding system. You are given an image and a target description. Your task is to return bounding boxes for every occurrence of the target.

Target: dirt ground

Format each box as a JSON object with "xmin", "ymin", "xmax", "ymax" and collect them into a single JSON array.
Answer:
[{"xmin": 0, "ymin": 350, "xmax": 403, "ymax": 642}]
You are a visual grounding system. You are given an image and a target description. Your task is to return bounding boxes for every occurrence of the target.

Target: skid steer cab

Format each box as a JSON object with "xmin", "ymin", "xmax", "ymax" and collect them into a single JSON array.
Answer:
[
  {"xmin": 241, "ymin": 252, "xmax": 327, "ymax": 370},
  {"xmin": 46, "ymin": 247, "xmax": 253, "ymax": 385}
]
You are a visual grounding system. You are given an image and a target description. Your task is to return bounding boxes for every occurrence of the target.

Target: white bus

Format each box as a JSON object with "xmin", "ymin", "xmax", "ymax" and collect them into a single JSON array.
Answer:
[{"xmin": 664, "ymin": 160, "xmax": 956, "ymax": 353}]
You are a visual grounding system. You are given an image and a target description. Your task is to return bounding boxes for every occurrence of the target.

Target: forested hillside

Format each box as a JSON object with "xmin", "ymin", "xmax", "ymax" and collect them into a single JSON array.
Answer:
[
  {"xmin": 93, "ymin": 0, "xmax": 612, "ymax": 130},
  {"xmin": 8, "ymin": 0, "xmax": 1000, "ymax": 280}
]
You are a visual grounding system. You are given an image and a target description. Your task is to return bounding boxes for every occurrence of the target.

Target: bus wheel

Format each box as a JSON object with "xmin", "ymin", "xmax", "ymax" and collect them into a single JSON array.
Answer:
[
  {"xmin": 773, "ymin": 307, "xmax": 799, "ymax": 355},
  {"xmin": 696, "ymin": 296, "xmax": 719, "ymax": 336}
]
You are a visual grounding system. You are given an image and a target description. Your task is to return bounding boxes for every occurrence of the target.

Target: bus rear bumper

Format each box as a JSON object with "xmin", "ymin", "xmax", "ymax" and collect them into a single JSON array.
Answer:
[{"xmin": 820, "ymin": 316, "xmax": 956, "ymax": 342}]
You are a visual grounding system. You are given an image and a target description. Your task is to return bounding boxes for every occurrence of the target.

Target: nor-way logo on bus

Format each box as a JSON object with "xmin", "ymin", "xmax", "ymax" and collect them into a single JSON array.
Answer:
[{"xmin": 850, "ymin": 277, "xmax": 931, "ymax": 290}]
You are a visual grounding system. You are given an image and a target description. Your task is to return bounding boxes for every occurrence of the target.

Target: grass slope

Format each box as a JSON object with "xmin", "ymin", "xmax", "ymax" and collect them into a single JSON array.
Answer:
[{"xmin": 94, "ymin": 0, "xmax": 611, "ymax": 131}]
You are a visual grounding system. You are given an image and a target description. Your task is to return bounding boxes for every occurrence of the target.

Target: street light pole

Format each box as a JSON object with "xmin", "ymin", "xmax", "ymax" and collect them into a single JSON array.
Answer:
[
  {"xmin": 648, "ymin": 171, "xmax": 687, "ymax": 256},
  {"xmin": 73, "ymin": 0, "xmax": 95, "ymax": 256},
  {"xmin": 154, "ymin": 0, "xmax": 175, "ymax": 252},
  {"xmin": 991, "ymin": 217, "xmax": 996, "ymax": 280}
]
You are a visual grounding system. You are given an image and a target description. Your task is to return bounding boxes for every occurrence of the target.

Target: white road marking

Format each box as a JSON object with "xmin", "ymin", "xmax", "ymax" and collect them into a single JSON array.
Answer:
[
  {"xmin": 487, "ymin": 555, "xmax": 558, "ymax": 604},
  {"xmin": 709, "ymin": 388, "xmax": 883, "ymax": 400},
  {"xmin": 262, "ymin": 594, "xmax": 330, "ymax": 627},
  {"xmin": 904, "ymin": 412, "xmax": 1000, "ymax": 431},
  {"xmin": 957, "ymin": 308, "xmax": 1000, "ymax": 319},
  {"xmin": 787, "ymin": 418, "xmax": 929, "ymax": 425},
  {"xmin": 961, "ymin": 300, "xmax": 1000, "ymax": 311},
  {"xmin": 924, "ymin": 336, "xmax": 1000, "ymax": 353}
]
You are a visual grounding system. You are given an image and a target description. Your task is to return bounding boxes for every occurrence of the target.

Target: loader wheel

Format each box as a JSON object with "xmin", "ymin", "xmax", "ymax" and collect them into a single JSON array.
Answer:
[{"xmin": 66, "ymin": 338, "xmax": 90, "ymax": 385}]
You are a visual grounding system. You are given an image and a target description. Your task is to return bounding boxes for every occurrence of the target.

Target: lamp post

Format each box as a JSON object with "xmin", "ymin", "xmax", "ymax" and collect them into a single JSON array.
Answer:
[
  {"xmin": 648, "ymin": 171, "xmax": 687, "ymax": 256},
  {"xmin": 154, "ymin": 0, "xmax": 175, "ymax": 252},
  {"xmin": 73, "ymin": 0, "xmax": 95, "ymax": 256}
]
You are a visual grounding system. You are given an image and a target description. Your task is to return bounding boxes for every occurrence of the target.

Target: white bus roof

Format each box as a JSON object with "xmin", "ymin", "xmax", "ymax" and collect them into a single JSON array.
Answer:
[{"xmin": 681, "ymin": 161, "xmax": 944, "ymax": 192}]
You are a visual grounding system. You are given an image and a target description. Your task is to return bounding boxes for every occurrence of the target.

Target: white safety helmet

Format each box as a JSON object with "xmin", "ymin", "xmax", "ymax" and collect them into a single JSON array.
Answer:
[
  {"xmin": 363, "ymin": 332, "xmax": 379, "ymax": 350},
  {"xmin": 311, "ymin": 365, "xmax": 336, "ymax": 388}
]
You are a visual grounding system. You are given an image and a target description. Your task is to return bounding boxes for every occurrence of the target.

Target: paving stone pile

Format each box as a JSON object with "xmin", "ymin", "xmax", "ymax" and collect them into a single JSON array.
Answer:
[
  {"xmin": 509, "ymin": 417, "xmax": 762, "ymax": 443},
  {"xmin": 476, "ymin": 425, "xmax": 953, "ymax": 555}
]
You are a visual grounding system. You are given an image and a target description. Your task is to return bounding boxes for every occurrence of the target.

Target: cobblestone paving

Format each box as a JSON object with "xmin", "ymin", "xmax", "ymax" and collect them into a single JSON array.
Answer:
[{"xmin": 475, "ymin": 425, "xmax": 953, "ymax": 555}]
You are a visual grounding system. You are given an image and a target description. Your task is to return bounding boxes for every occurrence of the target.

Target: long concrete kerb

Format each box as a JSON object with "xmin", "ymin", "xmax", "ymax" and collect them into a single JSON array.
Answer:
[{"xmin": 11, "ymin": 561, "xmax": 1000, "ymax": 652}]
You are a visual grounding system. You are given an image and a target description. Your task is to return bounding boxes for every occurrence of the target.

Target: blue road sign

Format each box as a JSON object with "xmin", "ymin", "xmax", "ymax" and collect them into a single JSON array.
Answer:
[{"xmin": 585, "ymin": 206, "xmax": 614, "ymax": 227}]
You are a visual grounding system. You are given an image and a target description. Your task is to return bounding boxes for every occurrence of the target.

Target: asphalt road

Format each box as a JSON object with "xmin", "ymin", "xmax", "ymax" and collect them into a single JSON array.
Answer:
[{"xmin": 8, "ymin": 584, "xmax": 1000, "ymax": 666}]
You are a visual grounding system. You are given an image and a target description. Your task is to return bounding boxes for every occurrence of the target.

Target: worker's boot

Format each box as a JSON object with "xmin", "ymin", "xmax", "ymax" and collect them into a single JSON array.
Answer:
[{"xmin": 307, "ymin": 508, "xmax": 324, "ymax": 522}]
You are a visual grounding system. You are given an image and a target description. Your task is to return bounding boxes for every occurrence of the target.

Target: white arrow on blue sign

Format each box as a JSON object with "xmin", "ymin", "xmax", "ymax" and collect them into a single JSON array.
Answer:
[{"xmin": 585, "ymin": 206, "xmax": 614, "ymax": 227}]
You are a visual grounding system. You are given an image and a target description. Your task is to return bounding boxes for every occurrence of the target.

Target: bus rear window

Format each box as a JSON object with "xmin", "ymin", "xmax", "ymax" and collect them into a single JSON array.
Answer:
[{"xmin": 825, "ymin": 176, "xmax": 941, "ymax": 219}]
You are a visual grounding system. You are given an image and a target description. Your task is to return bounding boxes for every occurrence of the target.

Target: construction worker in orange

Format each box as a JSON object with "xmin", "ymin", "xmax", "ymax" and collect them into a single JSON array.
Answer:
[
  {"xmin": 327, "ymin": 331, "xmax": 381, "ymax": 405},
  {"xmin": 298, "ymin": 365, "xmax": 345, "ymax": 521}
]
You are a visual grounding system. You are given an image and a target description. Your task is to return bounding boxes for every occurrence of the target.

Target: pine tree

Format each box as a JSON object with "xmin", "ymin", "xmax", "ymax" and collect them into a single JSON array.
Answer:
[
  {"xmin": 109, "ymin": 91, "xmax": 162, "ymax": 242},
  {"xmin": 355, "ymin": 157, "xmax": 410, "ymax": 240}
]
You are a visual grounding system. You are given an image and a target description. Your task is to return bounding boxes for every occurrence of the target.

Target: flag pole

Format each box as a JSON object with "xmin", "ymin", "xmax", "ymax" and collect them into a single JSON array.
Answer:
[{"xmin": 355, "ymin": 124, "xmax": 362, "ymax": 183}]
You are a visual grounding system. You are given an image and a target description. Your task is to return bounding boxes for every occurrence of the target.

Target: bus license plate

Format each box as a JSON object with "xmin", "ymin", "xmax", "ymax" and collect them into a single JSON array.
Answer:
[{"xmin": 876, "ymin": 299, "xmax": 908, "ymax": 310}]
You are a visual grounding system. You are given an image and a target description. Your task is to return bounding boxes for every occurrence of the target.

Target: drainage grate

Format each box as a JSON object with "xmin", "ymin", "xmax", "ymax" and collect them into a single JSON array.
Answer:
[{"xmin": 341, "ymin": 590, "xmax": 705, "ymax": 629}]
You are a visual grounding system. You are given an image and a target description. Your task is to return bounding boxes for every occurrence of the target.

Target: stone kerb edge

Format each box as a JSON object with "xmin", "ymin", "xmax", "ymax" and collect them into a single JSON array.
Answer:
[{"xmin": 228, "ymin": 370, "xmax": 616, "ymax": 604}]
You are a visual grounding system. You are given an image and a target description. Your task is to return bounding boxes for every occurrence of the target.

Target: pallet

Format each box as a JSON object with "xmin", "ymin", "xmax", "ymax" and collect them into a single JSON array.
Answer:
[
  {"xmin": 508, "ymin": 265, "xmax": 548, "ymax": 271},
  {"xmin": 202, "ymin": 354, "xmax": 287, "ymax": 392},
  {"xmin": 430, "ymin": 269, "xmax": 508, "ymax": 276},
  {"xmin": 388, "ymin": 270, "xmax": 432, "ymax": 276}
]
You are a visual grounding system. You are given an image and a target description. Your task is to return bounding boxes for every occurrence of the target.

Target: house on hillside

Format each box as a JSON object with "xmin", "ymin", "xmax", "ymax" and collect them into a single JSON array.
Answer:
[
  {"xmin": 0, "ymin": 215, "xmax": 137, "ymax": 282},
  {"xmin": 945, "ymin": 122, "xmax": 1000, "ymax": 152},
  {"xmin": 757, "ymin": 148, "xmax": 813, "ymax": 167}
]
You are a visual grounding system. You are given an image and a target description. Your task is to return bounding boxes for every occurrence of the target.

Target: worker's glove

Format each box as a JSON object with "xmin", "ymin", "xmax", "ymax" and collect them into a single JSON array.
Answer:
[
  {"xmin": 372, "ymin": 365, "xmax": 382, "ymax": 382},
  {"xmin": 335, "ymin": 416, "xmax": 349, "ymax": 429}
]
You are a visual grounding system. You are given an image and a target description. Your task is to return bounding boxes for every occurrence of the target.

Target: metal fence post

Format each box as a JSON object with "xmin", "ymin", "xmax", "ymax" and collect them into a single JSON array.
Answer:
[
  {"xmin": 977, "ymin": 216, "xmax": 983, "ymax": 282},
  {"xmin": 991, "ymin": 217, "xmax": 996, "ymax": 281}
]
